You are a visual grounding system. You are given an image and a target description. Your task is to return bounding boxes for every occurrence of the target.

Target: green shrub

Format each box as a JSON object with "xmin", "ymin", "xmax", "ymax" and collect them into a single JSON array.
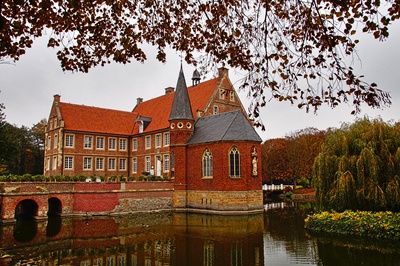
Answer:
[{"xmin": 305, "ymin": 210, "xmax": 400, "ymax": 240}]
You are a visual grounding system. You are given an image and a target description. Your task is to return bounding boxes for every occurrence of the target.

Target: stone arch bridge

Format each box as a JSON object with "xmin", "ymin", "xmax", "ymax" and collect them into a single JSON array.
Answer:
[{"xmin": 0, "ymin": 181, "xmax": 174, "ymax": 223}]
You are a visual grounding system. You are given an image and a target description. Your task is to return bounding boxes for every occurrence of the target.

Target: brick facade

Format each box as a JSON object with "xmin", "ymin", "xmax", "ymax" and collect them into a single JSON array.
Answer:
[{"xmin": 40, "ymin": 67, "xmax": 264, "ymax": 214}]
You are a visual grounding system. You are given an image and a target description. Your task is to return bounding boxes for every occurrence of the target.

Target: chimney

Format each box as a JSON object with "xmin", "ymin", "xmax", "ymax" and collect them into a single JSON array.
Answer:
[
  {"xmin": 165, "ymin": 87, "xmax": 175, "ymax": 95},
  {"xmin": 136, "ymin": 97, "xmax": 143, "ymax": 105},
  {"xmin": 218, "ymin": 67, "xmax": 228, "ymax": 80},
  {"xmin": 53, "ymin": 94, "xmax": 61, "ymax": 103}
]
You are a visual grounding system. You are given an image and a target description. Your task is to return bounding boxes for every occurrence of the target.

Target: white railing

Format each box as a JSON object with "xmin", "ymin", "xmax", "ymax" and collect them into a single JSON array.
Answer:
[{"xmin": 262, "ymin": 184, "xmax": 293, "ymax": 191}]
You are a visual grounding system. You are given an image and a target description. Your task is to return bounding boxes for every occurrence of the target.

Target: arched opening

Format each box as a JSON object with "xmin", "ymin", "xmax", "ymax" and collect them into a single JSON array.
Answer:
[
  {"xmin": 13, "ymin": 218, "xmax": 37, "ymax": 242},
  {"xmin": 15, "ymin": 199, "xmax": 39, "ymax": 220},
  {"xmin": 48, "ymin": 197, "xmax": 62, "ymax": 217}
]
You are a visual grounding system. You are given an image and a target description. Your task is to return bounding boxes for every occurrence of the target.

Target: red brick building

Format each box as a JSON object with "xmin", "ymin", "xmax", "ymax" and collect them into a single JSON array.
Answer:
[{"xmin": 44, "ymin": 66, "xmax": 263, "ymax": 212}]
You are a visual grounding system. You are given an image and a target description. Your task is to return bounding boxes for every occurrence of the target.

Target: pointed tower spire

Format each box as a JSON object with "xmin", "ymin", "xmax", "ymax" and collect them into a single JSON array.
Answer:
[{"xmin": 169, "ymin": 65, "xmax": 194, "ymax": 121}]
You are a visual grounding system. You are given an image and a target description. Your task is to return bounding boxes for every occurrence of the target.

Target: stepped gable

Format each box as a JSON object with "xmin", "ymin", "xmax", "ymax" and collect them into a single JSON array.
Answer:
[
  {"xmin": 59, "ymin": 102, "xmax": 138, "ymax": 135},
  {"xmin": 187, "ymin": 110, "xmax": 262, "ymax": 144},
  {"xmin": 132, "ymin": 78, "xmax": 218, "ymax": 133}
]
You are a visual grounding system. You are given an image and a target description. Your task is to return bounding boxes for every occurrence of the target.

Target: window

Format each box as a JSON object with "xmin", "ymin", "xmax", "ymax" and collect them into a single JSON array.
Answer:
[
  {"xmin": 132, "ymin": 138, "xmax": 138, "ymax": 151},
  {"xmin": 213, "ymin": 106, "xmax": 219, "ymax": 115},
  {"xmin": 96, "ymin": 137, "xmax": 104, "ymax": 149},
  {"xmin": 202, "ymin": 148, "xmax": 213, "ymax": 177},
  {"xmin": 219, "ymin": 89, "xmax": 225, "ymax": 99},
  {"xmin": 164, "ymin": 154, "xmax": 170, "ymax": 172},
  {"xmin": 119, "ymin": 158, "xmax": 126, "ymax": 170},
  {"xmin": 119, "ymin": 138, "xmax": 127, "ymax": 151},
  {"xmin": 145, "ymin": 136, "xmax": 151, "ymax": 149},
  {"xmin": 65, "ymin": 156, "xmax": 73, "ymax": 169},
  {"xmin": 108, "ymin": 158, "xmax": 116, "ymax": 170},
  {"xmin": 54, "ymin": 134, "xmax": 58, "ymax": 148},
  {"xmin": 84, "ymin": 136, "xmax": 93, "ymax": 149},
  {"xmin": 155, "ymin": 134, "xmax": 161, "ymax": 148},
  {"xmin": 83, "ymin": 157, "xmax": 92, "ymax": 170},
  {"xmin": 145, "ymin": 156, "xmax": 151, "ymax": 172},
  {"xmin": 229, "ymin": 146, "xmax": 241, "ymax": 178},
  {"xmin": 164, "ymin": 133, "xmax": 170, "ymax": 146},
  {"xmin": 109, "ymin": 138, "xmax": 116, "ymax": 150},
  {"xmin": 47, "ymin": 136, "xmax": 51, "ymax": 150},
  {"xmin": 230, "ymin": 91, "xmax": 235, "ymax": 101},
  {"xmin": 53, "ymin": 156, "xmax": 57, "ymax": 170},
  {"xmin": 65, "ymin": 134, "xmax": 74, "ymax": 147},
  {"xmin": 46, "ymin": 157, "xmax": 50, "ymax": 170},
  {"xmin": 96, "ymin": 158, "xmax": 104, "ymax": 170},
  {"xmin": 132, "ymin": 157, "xmax": 137, "ymax": 173}
]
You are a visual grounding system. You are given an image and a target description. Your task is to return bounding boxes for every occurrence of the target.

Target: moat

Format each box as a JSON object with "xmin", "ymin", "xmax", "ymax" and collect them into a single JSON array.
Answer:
[{"xmin": 1, "ymin": 202, "xmax": 400, "ymax": 266}]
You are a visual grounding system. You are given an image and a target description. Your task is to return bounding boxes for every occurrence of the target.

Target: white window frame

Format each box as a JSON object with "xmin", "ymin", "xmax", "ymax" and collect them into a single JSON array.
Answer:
[
  {"xmin": 132, "ymin": 138, "xmax": 138, "ymax": 151},
  {"xmin": 108, "ymin": 158, "xmax": 116, "ymax": 170},
  {"xmin": 96, "ymin": 157, "xmax": 104, "ymax": 170},
  {"xmin": 84, "ymin": 135, "xmax": 93, "ymax": 149},
  {"xmin": 119, "ymin": 138, "xmax": 127, "ymax": 151},
  {"xmin": 96, "ymin": 137, "xmax": 105, "ymax": 150},
  {"xmin": 163, "ymin": 154, "xmax": 170, "ymax": 172},
  {"xmin": 230, "ymin": 91, "xmax": 235, "ymax": 101},
  {"xmin": 47, "ymin": 136, "xmax": 51, "ymax": 150},
  {"xmin": 229, "ymin": 146, "xmax": 241, "ymax": 178},
  {"xmin": 202, "ymin": 148, "xmax": 213, "ymax": 178},
  {"xmin": 163, "ymin": 133, "xmax": 170, "ymax": 147},
  {"xmin": 145, "ymin": 156, "xmax": 151, "ymax": 172},
  {"xmin": 119, "ymin": 158, "xmax": 126, "ymax": 170},
  {"xmin": 83, "ymin": 157, "xmax": 92, "ymax": 170},
  {"xmin": 132, "ymin": 157, "xmax": 137, "ymax": 173},
  {"xmin": 64, "ymin": 156, "xmax": 73, "ymax": 169},
  {"xmin": 155, "ymin": 134, "xmax": 162, "ymax": 148},
  {"xmin": 109, "ymin": 138, "xmax": 116, "ymax": 150},
  {"xmin": 46, "ymin": 157, "xmax": 50, "ymax": 170},
  {"xmin": 145, "ymin": 136, "xmax": 151, "ymax": 149},
  {"xmin": 65, "ymin": 134, "xmax": 74, "ymax": 148}
]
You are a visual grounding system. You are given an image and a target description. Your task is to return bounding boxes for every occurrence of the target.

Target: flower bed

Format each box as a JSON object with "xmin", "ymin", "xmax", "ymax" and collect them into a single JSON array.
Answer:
[{"xmin": 305, "ymin": 210, "xmax": 400, "ymax": 240}]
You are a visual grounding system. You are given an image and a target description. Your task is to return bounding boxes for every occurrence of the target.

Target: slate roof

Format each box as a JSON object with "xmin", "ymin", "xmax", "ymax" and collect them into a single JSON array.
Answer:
[
  {"xmin": 187, "ymin": 110, "xmax": 262, "ymax": 144},
  {"xmin": 169, "ymin": 66, "xmax": 194, "ymax": 121},
  {"xmin": 58, "ymin": 102, "xmax": 138, "ymax": 135}
]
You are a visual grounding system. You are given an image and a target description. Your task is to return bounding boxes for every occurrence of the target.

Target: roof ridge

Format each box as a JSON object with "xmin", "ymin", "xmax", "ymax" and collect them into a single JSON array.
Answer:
[
  {"xmin": 220, "ymin": 111, "xmax": 240, "ymax": 140},
  {"xmin": 60, "ymin": 102, "xmax": 134, "ymax": 114}
]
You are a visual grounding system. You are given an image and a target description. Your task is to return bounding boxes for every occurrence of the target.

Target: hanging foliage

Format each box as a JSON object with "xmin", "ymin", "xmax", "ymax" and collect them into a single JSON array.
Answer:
[{"xmin": 313, "ymin": 117, "xmax": 400, "ymax": 212}]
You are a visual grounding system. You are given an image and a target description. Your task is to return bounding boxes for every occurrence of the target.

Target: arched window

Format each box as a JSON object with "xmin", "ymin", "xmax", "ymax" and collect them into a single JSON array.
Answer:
[
  {"xmin": 202, "ymin": 148, "xmax": 213, "ymax": 178},
  {"xmin": 229, "ymin": 146, "xmax": 241, "ymax": 178}
]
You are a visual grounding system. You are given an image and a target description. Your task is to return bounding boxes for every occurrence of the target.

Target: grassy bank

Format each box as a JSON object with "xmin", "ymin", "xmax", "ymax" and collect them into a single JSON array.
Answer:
[{"xmin": 305, "ymin": 210, "xmax": 400, "ymax": 240}]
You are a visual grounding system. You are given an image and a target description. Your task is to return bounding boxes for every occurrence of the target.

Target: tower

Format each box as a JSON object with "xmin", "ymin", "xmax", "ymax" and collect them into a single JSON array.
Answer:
[{"xmin": 168, "ymin": 65, "xmax": 194, "ymax": 208}]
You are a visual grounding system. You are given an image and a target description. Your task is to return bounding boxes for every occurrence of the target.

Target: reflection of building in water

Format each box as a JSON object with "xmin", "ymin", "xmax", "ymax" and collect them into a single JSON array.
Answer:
[{"xmin": 1, "ymin": 213, "xmax": 264, "ymax": 266}]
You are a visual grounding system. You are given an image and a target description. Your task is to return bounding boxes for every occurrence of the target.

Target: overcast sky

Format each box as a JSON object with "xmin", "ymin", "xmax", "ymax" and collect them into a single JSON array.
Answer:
[{"xmin": 1, "ymin": 24, "xmax": 399, "ymax": 141}]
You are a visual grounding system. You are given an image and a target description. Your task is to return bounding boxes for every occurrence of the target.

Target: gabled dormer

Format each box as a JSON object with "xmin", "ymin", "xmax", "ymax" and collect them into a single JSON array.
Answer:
[{"xmin": 135, "ymin": 116, "xmax": 152, "ymax": 134}]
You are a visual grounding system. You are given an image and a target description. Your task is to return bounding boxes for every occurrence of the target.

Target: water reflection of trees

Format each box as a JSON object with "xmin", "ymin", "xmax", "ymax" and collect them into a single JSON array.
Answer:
[{"xmin": 263, "ymin": 201, "xmax": 319, "ymax": 265}]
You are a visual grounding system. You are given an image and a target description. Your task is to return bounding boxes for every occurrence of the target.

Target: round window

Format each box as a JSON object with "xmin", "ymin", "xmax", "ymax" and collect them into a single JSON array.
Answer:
[
  {"xmin": 170, "ymin": 123, "xmax": 175, "ymax": 129},
  {"xmin": 177, "ymin": 122, "xmax": 183, "ymax": 128},
  {"xmin": 186, "ymin": 122, "xmax": 192, "ymax": 129}
]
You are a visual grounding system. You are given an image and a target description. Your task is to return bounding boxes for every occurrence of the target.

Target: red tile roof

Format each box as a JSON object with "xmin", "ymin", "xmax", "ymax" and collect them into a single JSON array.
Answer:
[
  {"xmin": 132, "ymin": 78, "xmax": 219, "ymax": 133},
  {"xmin": 58, "ymin": 77, "xmax": 219, "ymax": 135},
  {"xmin": 59, "ymin": 103, "xmax": 138, "ymax": 135}
]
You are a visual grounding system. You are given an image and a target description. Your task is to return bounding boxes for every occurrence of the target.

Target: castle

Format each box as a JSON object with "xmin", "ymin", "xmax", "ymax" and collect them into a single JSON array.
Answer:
[{"xmin": 44, "ymin": 66, "xmax": 263, "ymax": 212}]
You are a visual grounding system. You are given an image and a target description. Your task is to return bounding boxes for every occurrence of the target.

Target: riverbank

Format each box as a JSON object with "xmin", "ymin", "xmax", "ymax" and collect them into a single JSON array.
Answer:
[{"xmin": 305, "ymin": 210, "xmax": 400, "ymax": 240}]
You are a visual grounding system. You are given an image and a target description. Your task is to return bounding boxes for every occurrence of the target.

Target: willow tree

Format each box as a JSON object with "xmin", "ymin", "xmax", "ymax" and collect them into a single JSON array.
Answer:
[
  {"xmin": 313, "ymin": 118, "xmax": 400, "ymax": 211},
  {"xmin": 1, "ymin": 0, "xmax": 398, "ymax": 127}
]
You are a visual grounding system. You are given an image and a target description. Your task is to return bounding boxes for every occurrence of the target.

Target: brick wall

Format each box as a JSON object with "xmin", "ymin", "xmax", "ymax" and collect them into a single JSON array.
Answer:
[{"xmin": 186, "ymin": 141, "xmax": 262, "ymax": 191}]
